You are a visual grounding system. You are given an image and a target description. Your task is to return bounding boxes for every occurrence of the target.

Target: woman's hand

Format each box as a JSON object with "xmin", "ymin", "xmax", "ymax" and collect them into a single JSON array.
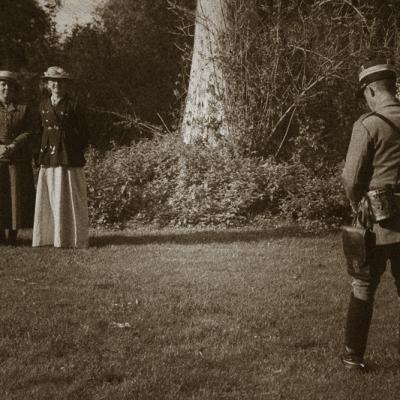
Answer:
[
  {"xmin": 0, "ymin": 143, "xmax": 17, "ymax": 159},
  {"xmin": 0, "ymin": 144, "xmax": 7, "ymax": 159}
]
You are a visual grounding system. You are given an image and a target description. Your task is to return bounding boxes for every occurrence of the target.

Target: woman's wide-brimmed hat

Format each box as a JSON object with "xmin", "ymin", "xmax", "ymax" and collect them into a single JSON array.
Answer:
[
  {"xmin": 0, "ymin": 70, "xmax": 18, "ymax": 83},
  {"xmin": 42, "ymin": 66, "xmax": 73, "ymax": 80}
]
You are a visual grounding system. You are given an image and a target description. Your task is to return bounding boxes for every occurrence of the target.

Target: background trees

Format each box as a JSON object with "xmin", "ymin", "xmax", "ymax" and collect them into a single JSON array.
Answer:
[
  {"xmin": 0, "ymin": 0, "xmax": 56, "ymax": 71},
  {"xmin": 188, "ymin": 0, "xmax": 400, "ymax": 163},
  {"xmin": 62, "ymin": 0, "xmax": 195, "ymax": 145},
  {"xmin": 3, "ymin": 0, "xmax": 400, "ymax": 228},
  {"xmin": 181, "ymin": 0, "xmax": 232, "ymax": 144},
  {"xmin": 84, "ymin": 0, "xmax": 400, "ymax": 229}
]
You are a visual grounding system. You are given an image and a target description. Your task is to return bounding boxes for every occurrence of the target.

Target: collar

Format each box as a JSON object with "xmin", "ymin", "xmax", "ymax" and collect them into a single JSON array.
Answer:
[
  {"xmin": 51, "ymin": 96, "xmax": 63, "ymax": 106},
  {"xmin": 46, "ymin": 95, "xmax": 70, "ymax": 111},
  {"xmin": 374, "ymin": 97, "xmax": 400, "ymax": 112}
]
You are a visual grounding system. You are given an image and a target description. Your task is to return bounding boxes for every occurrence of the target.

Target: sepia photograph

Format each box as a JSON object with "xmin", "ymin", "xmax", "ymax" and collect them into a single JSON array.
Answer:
[{"xmin": 1, "ymin": 0, "xmax": 400, "ymax": 398}]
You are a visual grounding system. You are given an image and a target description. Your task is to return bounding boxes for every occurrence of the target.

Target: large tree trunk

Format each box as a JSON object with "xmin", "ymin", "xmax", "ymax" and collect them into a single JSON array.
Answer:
[{"xmin": 181, "ymin": 0, "xmax": 231, "ymax": 144}]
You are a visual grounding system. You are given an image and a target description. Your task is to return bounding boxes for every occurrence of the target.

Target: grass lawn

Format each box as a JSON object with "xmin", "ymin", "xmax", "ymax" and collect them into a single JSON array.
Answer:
[{"xmin": 1, "ymin": 227, "xmax": 400, "ymax": 399}]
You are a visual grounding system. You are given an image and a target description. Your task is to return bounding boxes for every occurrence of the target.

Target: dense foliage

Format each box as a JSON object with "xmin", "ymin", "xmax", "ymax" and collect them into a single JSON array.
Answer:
[
  {"xmin": 85, "ymin": 134, "xmax": 348, "ymax": 230},
  {"xmin": 4, "ymin": 0, "xmax": 399, "ymax": 229},
  {"xmin": 62, "ymin": 0, "xmax": 195, "ymax": 145},
  {"xmin": 222, "ymin": 0, "xmax": 400, "ymax": 164},
  {"xmin": 0, "ymin": 0, "xmax": 56, "ymax": 71},
  {"xmin": 83, "ymin": 0, "xmax": 397, "ymax": 230}
]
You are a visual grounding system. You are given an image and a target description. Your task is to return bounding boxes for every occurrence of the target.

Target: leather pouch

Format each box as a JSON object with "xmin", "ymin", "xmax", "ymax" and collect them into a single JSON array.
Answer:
[{"xmin": 341, "ymin": 212, "xmax": 375, "ymax": 280}]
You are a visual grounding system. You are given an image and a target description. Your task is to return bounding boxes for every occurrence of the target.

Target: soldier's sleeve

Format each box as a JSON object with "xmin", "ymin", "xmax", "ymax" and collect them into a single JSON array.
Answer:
[{"xmin": 342, "ymin": 118, "xmax": 374, "ymax": 210}]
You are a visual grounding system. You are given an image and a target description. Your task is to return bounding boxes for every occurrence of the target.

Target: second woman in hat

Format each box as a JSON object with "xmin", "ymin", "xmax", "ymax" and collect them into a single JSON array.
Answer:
[{"xmin": 32, "ymin": 66, "xmax": 89, "ymax": 248}]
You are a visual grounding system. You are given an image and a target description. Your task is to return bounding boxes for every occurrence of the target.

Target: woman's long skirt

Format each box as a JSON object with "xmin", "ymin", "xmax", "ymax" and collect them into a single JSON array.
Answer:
[
  {"xmin": 0, "ymin": 161, "xmax": 35, "ymax": 230},
  {"xmin": 32, "ymin": 166, "xmax": 89, "ymax": 248}
]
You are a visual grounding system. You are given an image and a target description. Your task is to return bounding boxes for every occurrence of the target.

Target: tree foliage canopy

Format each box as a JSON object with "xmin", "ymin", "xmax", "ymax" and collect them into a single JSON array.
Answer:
[
  {"xmin": 218, "ymin": 0, "xmax": 400, "ymax": 165},
  {"xmin": 62, "ymin": 0, "xmax": 195, "ymax": 145},
  {"xmin": 0, "ymin": 0, "xmax": 55, "ymax": 70}
]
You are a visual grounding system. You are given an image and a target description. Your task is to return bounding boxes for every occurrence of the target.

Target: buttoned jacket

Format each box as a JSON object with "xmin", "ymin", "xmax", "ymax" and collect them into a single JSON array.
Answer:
[
  {"xmin": 342, "ymin": 98, "xmax": 400, "ymax": 244},
  {"xmin": 38, "ymin": 95, "xmax": 88, "ymax": 167},
  {"xmin": 0, "ymin": 102, "xmax": 37, "ymax": 162}
]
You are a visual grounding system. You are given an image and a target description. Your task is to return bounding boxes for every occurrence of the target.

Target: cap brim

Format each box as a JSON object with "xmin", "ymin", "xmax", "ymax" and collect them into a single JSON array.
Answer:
[
  {"xmin": 0, "ymin": 76, "xmax": 18, "ymax": 82},
  {"xmin": 42, "ymin": 76, "xmax": 72, "ymax": 80},
  {"xmin": 357, "ymin": 85, "xmax": 366, "ymax": 99}
]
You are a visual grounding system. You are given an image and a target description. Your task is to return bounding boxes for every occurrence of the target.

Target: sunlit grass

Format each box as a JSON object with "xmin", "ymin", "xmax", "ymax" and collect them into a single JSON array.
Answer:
[{"xmin": 1, "ymin": 228, "xmax": 399, "ymax": 399}]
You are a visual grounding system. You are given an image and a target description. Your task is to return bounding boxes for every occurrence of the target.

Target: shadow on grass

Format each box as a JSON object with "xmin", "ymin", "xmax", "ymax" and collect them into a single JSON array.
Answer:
[
  {"xmin": 1, "ymin": 237, "xmax": 32, "ymax": 247},
  {"xmin": 90, "ymin": 226, "xmax": 332, "ymax": 247}
]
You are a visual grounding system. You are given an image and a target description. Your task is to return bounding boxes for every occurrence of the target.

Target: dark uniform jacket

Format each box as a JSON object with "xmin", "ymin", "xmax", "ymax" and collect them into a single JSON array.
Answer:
[
  {"xmin": 38, "ymin": 95, "xmax": 88, "ymax": 167},
  {"xmin": 0, "ymin": 102, "xmax": 37, "ymax": 162},
  {"xmin": 0, "ymin": 101, "xmax": 37, "ymax": 228},
  {"xmin": 342, "ymin": 98, "xmax": 400, "ymax": 245}
]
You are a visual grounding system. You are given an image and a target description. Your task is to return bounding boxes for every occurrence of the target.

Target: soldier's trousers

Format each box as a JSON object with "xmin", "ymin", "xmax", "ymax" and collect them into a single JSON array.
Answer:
[
  {"xmin": 344, "ymin": 243, "xmax": 400, "ymax": 357},
  {"xmin": 351, "ymin": 243, "xmax": 400, "ymax": 301}
]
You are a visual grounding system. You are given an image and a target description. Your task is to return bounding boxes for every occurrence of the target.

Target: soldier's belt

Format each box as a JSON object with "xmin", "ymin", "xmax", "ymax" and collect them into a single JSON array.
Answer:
[{"xmin": 367, "ymin": 186, "xmax": 399, "ymax": 222}]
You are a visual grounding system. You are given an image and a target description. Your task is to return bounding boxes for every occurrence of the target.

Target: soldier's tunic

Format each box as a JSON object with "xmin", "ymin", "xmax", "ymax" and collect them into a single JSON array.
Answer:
[
  {"xmin": 0, "ymin": 102, "xmax": 37, "ymax": 230},
  {"xmin": 342, "ymin": 99, "xmax": 400, "ymax": 245},
  {"xmin": 32, "ymin": 95, "xmax": 89, "ymax": 248}
]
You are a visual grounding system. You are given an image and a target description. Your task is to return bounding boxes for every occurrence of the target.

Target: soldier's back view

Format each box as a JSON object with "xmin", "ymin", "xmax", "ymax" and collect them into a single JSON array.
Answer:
[{"xmin": 342, "ymin": 57, "xmax": 400, "ymax": 370}]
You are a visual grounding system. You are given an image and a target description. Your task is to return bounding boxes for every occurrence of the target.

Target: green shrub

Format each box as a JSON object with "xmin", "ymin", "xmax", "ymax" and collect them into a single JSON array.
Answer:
[
  {"xmin": 85, "ymin": 135, "xmax": 182, "ymax": 227},
  {"xmin": 85, "ymin": 136, "xmax": 350, "ymax": 229},
  {"xmin": 277, "ymin": 161, "xmax": 349, "ymax": 230},
  {"xmin": 165, "ymin": 143, "xmax": 283, "ymax": 226}
]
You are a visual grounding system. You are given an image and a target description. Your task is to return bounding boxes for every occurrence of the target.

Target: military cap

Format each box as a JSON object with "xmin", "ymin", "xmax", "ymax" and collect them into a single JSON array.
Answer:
[
  {"xmin": 0, "ymin": 70, "xmax": 18, "ymax": 83},
  {"xmin": 358, "ymin": 58, "xmax": 397, "ymax": 96},
  {"xmin": 42, "ymin": 66, "xmax": 73, "ymax": 80}
]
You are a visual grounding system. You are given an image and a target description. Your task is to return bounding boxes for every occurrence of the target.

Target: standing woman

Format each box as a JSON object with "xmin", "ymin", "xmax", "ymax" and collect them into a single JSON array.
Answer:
[
  {"xmin": 32, "ymin": 66, "xmax": 89, "ymax": 248},
  {"xmin": 0, "ymin": 70, "xmax": 37, "ymax": 245}
]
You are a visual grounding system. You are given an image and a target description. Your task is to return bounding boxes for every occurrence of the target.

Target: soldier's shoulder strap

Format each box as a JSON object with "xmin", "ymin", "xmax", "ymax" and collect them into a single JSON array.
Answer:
[
  {"xmin": 369, "ymin": 112, "xmax": 400, "ymax": 135},
  {"xmin": 358, "ymin": 111, "xmax": 400, "ymax": 136},
  {"xmin": 359, "ymin": 111, "xmax": 376, "ymax": 123},
  {"xmin": 354, "ymin": 112, "xmax": 376, "ymax": 134}
]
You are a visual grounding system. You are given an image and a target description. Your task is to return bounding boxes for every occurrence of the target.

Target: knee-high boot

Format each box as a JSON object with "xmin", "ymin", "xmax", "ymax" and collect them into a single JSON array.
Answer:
[{"xmin": 342, "ymin": 293, "xmax": 373, "ymax": 369}]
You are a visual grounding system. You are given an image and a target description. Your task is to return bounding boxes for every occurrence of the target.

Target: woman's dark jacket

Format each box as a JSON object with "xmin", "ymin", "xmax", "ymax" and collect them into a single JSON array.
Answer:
[
  {"xmin": 0, "ymin": 102, "xmax": 37, "ymax": 161},
  {"xmin": 38, "ymin": 96, "xmax": 88, "ymax": 167},
  {"xmin": 0, "ymin": 102, "xmax": 38, "ymax": 228}
]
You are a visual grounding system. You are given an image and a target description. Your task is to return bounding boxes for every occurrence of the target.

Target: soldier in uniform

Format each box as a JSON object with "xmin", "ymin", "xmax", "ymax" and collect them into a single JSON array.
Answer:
[
  {"xmin": 0, "ymin": 70, "xmax": 37, "ymax": 244},
  {"xmin": 342, "ymin": 58, "xmax": 400, "ymax": 370}
]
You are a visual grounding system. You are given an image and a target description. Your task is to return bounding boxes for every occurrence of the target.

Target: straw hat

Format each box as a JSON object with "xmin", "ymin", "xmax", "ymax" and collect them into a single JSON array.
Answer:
[
  {"xmin": 0, "ymin": 70, "xmax": 18, "ymax": 83},
  {"xmin": 42, "ymin": 66, "xmax": 73, "ymax": 80}
]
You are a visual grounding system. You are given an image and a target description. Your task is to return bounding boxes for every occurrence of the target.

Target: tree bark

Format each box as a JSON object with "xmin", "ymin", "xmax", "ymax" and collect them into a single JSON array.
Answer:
[{"xmin": 181, "ymin": 0, "xmax": 230, "ymax": 144}]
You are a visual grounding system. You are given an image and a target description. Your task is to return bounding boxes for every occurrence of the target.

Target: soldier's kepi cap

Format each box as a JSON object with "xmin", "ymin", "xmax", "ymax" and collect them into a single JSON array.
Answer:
[{"xmin": 358, "ymin": 58, "xmax": 397, "ymax": 96}]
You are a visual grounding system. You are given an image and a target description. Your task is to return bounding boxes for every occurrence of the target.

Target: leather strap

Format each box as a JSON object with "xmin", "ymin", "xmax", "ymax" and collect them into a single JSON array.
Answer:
[
  {"xmin": 371, "ymin": 111, "xmax": 400, "ymax": 187},
  {"xmin": 372, "ymin": 111, "xmax": 400, "ymax": 134}
]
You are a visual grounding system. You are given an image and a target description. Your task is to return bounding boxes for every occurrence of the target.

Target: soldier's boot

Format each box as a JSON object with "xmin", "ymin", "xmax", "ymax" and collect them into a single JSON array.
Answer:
[{"xmin": 341, "ymin": 293, "xmax": 373, "ymax": 371}]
